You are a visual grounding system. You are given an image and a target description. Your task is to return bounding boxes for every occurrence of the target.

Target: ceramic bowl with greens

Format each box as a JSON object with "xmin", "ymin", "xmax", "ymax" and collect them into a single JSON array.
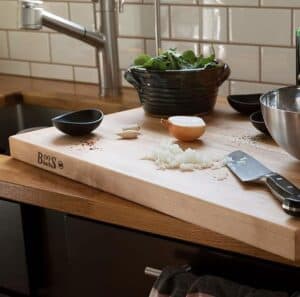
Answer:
[{"xmin": 124, "ymin": 49, "xmax": 230, "ymax": 117}]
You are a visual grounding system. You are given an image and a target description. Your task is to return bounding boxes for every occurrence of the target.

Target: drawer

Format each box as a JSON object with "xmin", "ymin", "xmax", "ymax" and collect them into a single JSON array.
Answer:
[{"xmin": 65, "ymin": 215, "xmax": 300, "ymax": 297}]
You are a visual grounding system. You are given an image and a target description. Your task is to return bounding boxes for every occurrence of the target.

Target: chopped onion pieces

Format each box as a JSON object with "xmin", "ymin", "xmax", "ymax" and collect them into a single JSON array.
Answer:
[{"xmin": 143, "ymin": 141, "xmax": 229, "ymax": 172}]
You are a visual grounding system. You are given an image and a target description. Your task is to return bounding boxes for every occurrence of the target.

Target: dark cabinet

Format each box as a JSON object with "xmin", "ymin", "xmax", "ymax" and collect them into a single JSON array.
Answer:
[
  {"xmin": 0, "ymin": 200, "xmax": 30, "ymax": 296},
  {"xmin": 1, "ymin": 203, "xmax": 300, "ymax": 297},
  {"xmin": 65, "ymin": 215, "xmax": 300, "ymax": 297}
]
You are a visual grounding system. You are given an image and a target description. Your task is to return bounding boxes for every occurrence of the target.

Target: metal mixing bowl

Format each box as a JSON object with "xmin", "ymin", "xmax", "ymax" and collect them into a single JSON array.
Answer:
[{"xmin": 260, "ymin": 86, "xmax": 300, "ymax": 160}]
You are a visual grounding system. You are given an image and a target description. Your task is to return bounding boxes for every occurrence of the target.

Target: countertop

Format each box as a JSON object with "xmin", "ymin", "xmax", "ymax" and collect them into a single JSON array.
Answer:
[
  {"xmin": 0, "ymin": 75, "xmax": 299, "ymax": 268},
  {"xmin": 0, "ymin": 74, "xmax": 140, "ymax": 113}
]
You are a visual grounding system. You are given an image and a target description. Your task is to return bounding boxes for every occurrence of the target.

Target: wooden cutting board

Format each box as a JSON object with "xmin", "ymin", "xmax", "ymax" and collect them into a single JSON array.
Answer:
[{"xmin": 9, "ymin": 100, "xmax": 300, "ymax": 261}]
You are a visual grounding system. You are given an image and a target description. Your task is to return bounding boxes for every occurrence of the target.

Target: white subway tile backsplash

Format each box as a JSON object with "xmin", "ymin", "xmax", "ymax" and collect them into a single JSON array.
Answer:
[
  {"xmin": 9, "ymin": 32, "xmax": 50, "ymax": 62},
  {"xmin": 118, "ymin": 4, "xmax": 169, "ymax": 38},
  {"xmin": 160, "ymin": 0, "xmax": 197, "ymax": 3},
  {"xmin": 203, "ymin": 44, "xmax": 259, "ymax": 81},
  {"xmin": 162, "ymin": 40, "xmax": 199, "ymax": 54},
  {"xmin": 0, "ymin": 0, "xmax": 299, "ymax": 96},
  {"xmin": 261, "ymin": 47, "xmax": 296, "ymax": 85},
  {"xmin": 171, "ymin": 6, "xmax": 227, "ymax": 41},
  {"xmin": 145, "ymin": 39, "xmax": 156, "ymax": 56},
  {"xmin": 118, "ymin": 38, "xmax": 144, "ymax": 69},
  {"xmin": 43, "ymin": 2, "xmax": 69, "ymax": 18},
  {"xmin": 229, "ymin": 8, "xmax": 291, "ymax": 45},
  {"xmin": 231, "ymin": 81, "xmax": 285, "ymax": 95},
  {"xmin": 0, "ymin": 59, "xmax": 30, "ymax": 76},
  {"xmin": 171, "ymin": 6, "xmax": 200, "ymax": 40},
  {"xmin": 201, "ymin": 7, "xmax": 227, "ymax": 42},
  {"xmin": 31, "ymin": 63, "xmax": 73, "ymax": 80},
  {"xmin": 262, "ymin": 0, "xmax": 300, "ymax": 7},
  {"xmin": 203, "ymin": 0, "xmax": 259, "ymax": 6},
  {"xmin": 69, "ymin": 3, "xmax": 95, "ymax": 30},
  {"xmin": 50, "ymin": 34, "xmax": 96, "ymax": 66},
  {"xmin": 74, "ymin": 67, "xmax": 98, "ymax": 84},
  {"xmin": 0, "ymin": 31, "xmax": 9, "ymax": 58},
  {"xmin": 0, "ymin": 1, "xmax": 18, "ymax": 29}
]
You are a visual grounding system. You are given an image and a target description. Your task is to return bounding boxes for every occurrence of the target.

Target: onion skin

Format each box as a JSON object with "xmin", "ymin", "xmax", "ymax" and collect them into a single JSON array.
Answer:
[{"xmin": 161, "ymin": 117, "xmax": 206, "ymax": 142}]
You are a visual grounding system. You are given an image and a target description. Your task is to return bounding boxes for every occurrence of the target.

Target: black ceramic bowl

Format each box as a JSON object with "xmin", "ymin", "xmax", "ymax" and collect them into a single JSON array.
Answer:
[
  {"xmin": 227, "ymin": 94, "xmax": 262, "ymax": 115},
  {"xmin": 124, "ymin": 61, "xmax": 230, "ymax": 117},
  {"xmin": 250, "ymin": 111, "xmax": 269, "ymax": 135},
  {"xmin": 52, "ymin": 109, "xmax": 104, "ymax": 136}
]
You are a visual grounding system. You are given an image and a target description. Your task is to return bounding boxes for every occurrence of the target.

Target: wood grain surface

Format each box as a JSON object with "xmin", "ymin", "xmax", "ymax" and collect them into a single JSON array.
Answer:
[
  {"xmin": 0, "ymin": 155, "xmax": 299, "ymax": 267},
  {"xmin": 0, "ymin": 75, "xmax": 140, "ymax": 113},
  {"xmin": 10, "ymin": 98, "xmax": 300, "ymax": 261}
]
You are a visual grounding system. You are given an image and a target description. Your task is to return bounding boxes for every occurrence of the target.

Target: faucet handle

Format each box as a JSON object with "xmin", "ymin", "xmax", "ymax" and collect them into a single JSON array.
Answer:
[
  {"xmin": 21, "ymin": 0, "xmax": 42, "ymax": 8},
  {"xmin": 20, "ymin": 0, "xmax": 43, "ymax": 29},
  {"xmin": 118, "ymin": 0, "xmax": 126, "ymax": 13}
]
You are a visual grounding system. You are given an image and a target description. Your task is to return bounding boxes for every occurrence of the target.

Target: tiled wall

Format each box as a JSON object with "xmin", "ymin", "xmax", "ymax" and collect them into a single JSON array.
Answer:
[{"xmin": 0, "ymin": 0, "xmax": 299, "ymax": 95}]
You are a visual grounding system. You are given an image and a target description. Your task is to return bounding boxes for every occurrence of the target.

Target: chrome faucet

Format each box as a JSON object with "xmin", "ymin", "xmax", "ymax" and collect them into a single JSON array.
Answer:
[
  {"xmin": 20, "ymin": 0, "xmax": 162, "ymax": 96},
  {"xmin": 20, "ymin": 0, "xmax": 125, "ymax": 96},
  {"xmin": 296, "ymin": 27, "xmax": 300, "ymax": 84}
]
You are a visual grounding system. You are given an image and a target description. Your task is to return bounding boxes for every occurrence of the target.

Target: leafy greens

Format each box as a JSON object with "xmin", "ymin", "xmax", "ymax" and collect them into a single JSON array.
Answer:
[{"xmin": 133, "ymin": 48, "xmax": 217, "ymax": 71}]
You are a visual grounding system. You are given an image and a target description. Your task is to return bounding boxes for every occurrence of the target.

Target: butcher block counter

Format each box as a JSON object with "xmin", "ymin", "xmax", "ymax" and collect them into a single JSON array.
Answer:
[
  {"xmin": 0, "ymin": 75, "xmax": 300, "ymax": 269},
  {"xmin": 0, "ymin": 74, "xmax": 140, "ymax": 112}
]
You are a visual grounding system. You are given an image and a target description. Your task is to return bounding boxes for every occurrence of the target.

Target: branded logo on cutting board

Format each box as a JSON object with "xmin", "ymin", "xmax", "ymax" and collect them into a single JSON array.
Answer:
[{"xmin": 37, "ymin": 152, "xmax": 64, "ymax": 170}]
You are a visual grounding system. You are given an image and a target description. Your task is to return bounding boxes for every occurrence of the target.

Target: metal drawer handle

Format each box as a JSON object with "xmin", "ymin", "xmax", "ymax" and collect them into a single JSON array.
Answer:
[{"xmin": 144, "ymin": 266, "xmax": 162, "ymax": 278}]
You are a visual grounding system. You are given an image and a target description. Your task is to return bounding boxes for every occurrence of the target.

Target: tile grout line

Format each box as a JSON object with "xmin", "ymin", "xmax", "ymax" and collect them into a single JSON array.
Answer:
[
  {"xmin": 167, "ymin": 4, "xmax": 171, "ymax": 42},
  {"xmin": 48, "ymin": 33, "xmax": 53, "ymax": 64},
  {"xmin": 226, "ymin": 7, "xmax": 230, "ymax": 43},
  {"xmin": 6, "ymin": 30, "xmax": 11, "ymax": 59},
  {"xmin": 291, "ymin": 9, "xmax": 295, "ymax": 47},
  {"xmin": 258, "ymin": 45, "xmax": 262, "ymax": 82}
]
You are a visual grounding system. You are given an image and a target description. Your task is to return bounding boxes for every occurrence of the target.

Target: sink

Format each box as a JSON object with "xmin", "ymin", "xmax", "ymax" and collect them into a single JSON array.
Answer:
[{"xmin": 0, "ymin": 103, "xmax": 70, "ymax": 155}]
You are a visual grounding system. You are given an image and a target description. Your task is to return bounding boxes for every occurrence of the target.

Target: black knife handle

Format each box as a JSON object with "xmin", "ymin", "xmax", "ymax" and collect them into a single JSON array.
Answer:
[
  {"xmin": 265, "ymin": 173, "xmax": 300, "ymax": 201},
  {"xmin": 282, "ymin": 197, "xmax": 300, "ymax": 217}
]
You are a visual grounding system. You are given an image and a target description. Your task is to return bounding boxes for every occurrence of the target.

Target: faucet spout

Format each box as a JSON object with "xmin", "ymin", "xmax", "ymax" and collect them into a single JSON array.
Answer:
[
  {"xmin": 20, "ymin": 0, "xmax": 121, "ymax": 97},
  {"xmin": 42, "ymin": 11, "xmax": 106, "ymax": 48}
]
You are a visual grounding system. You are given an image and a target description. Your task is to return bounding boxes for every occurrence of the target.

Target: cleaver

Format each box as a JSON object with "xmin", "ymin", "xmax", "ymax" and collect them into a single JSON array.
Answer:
[{"xmin": 227, "ymin": 150, "xmax": 300, "ymax": 216}]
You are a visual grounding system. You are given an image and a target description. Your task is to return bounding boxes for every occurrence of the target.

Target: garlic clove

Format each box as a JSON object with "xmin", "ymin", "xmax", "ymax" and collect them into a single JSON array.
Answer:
[
  {"xmin": 122, "ymin": 124, "xmax": 141, "ymax": 131},
  {"xmin": 117, "ymin": 130, "xmax": 141, "ymax": 139}
]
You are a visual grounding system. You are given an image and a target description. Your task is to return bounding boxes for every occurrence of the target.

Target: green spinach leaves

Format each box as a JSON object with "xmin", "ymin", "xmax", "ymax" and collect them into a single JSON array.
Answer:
[{"xmin": 133, "ymin": 48, "xmax": 217, "ymax": 71}]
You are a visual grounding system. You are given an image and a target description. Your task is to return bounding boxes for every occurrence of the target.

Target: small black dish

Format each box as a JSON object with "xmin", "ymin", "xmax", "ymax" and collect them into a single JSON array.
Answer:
[
  {"xmin": 250, "ymin": 111, "xmax": 269, "ymax": 135},
  {"xmin": 52, "ymin": 109, "xmax": 104, "ymax": 136},
  {"xmin": 227, "ymin": 93, "xmax": 262, "ymax": 115}
]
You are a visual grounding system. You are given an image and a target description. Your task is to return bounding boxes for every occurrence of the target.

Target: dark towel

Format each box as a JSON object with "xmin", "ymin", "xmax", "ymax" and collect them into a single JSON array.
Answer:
[{"xmin": 149, "ymin": 266, "xmax": 289, "ymax": 297}]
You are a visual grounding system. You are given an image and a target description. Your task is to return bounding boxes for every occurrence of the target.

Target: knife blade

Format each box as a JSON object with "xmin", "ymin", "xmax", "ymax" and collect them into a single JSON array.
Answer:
[
  {"xmin": 227, "ymin": 150, "xmax": 300, "ymax": 216},
  {"xmin": 227, "ymin": 150, "xmax": 272, "ymax": 182}
]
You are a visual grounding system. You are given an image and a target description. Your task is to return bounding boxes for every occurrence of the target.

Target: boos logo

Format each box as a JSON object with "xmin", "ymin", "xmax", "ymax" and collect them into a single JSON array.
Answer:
[{"xmin": 37, "ymin": 152, "xmax": 64, "ymax": 170}]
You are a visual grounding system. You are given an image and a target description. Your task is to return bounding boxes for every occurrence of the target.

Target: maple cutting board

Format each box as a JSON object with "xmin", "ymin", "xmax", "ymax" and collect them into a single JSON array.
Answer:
[{"xmin": 9, "ymin": 103, "xmax": 300, "ymax": 261}]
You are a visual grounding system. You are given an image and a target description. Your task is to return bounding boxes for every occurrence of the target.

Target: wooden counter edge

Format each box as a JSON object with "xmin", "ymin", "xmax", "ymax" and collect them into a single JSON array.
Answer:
[{"xmin": 0, "ymin": 156, "xmax": 299, "ymax": 268}]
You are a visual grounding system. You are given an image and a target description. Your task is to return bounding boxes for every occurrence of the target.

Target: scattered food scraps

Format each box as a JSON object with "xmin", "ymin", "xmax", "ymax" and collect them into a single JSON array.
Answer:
[{"xmin": 69, "ymin": 136, "xmax": 102, "ymax": 151}]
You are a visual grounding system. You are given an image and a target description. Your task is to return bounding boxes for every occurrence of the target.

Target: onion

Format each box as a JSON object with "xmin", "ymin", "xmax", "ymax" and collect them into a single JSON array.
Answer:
[{"xmin": 143, "ymin": 141, "xmax": 228, "ymax": 172}]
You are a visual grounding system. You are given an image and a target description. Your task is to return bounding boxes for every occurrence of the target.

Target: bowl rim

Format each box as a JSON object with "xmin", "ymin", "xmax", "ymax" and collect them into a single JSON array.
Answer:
[
  {"xmin": 227, "ymin": 94, "xmax": 261, "ymax": 106},
  {"xmin": 249, "ymin": 110, "xmax": 264, "ymax": 124},
  {"xmin": 129, "ymin": 60, "xmax": 227, "ymax": 74},
  {"xmin": 260, "ymin": 86, "xmax": 300, "ymax": 115},
  {"xmin": 52, "ymin": 108, "xmax": 104, "ymax": 126}
]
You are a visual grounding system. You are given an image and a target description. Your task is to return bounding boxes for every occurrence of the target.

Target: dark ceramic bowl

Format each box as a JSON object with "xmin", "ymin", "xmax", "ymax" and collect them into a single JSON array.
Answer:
[
  {"xmin": 52, "ymin": 109, "xmax": 104, "ymax": 136},
  {"xmin": 250, "ymin": 111, "xmax": 269, "ymax": 135},
  {"xmin": 227, "ymin": 93, "xmax": 262, "ymax": 115},
  {"xmin": 124, "ymin": 61, "xmax": 230, "ymax": 117}
]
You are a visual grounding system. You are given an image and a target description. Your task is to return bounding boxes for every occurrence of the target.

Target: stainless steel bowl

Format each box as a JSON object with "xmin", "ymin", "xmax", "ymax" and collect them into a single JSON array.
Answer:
[{"xmin": 260, "ymin": 86, "xmax": 300, "ymax": 160}]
